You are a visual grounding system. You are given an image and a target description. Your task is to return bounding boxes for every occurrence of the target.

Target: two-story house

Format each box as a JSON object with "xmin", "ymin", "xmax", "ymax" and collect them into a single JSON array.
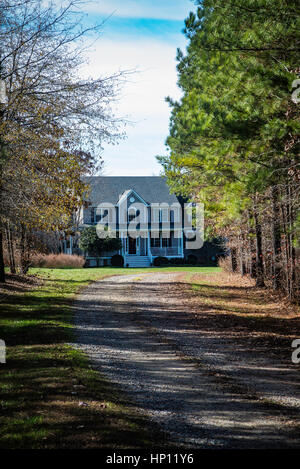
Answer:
[{"xmin": 65, "ymin": 176, "xmax": 189, "ymax": 267}]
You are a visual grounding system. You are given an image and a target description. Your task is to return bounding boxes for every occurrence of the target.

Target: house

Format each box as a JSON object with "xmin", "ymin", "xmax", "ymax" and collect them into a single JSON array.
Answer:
[{"xmin": 63, "ymin": 176, "xmax": 213, "ymax": 267}]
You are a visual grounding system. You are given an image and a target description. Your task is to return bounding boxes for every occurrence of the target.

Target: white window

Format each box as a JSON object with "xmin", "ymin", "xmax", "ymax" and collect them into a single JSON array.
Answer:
[
  {"xmin": 94, "ymin": 206, "xmax": 115, "ymax": 224},
  {"xmin": 95, "ymin": 208, "xmax": 108, "ymax": 223},
  {"xmin": 160, "ymin": 207, "xmax": 169, "ymax": 222},
  {"xmin": 152, "ymin": 206, "xmax": 160, "ymax": 223},
  {"xmin": 151, "ymin": 236, "xmax": 160, "ymax": 248},
  {"xmin": 170, "ymin": 204, "xmax": 181, "ymax": 223}
]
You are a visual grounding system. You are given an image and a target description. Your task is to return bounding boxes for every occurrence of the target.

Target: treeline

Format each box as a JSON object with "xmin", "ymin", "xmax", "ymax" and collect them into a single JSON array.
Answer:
[
  {"xmin": 0, "ymin": 0, "xmax": 123, "ymax": 280},
  {"xmin": 159, "ymin": 0, "xmax": 300, "ymax": 301}
]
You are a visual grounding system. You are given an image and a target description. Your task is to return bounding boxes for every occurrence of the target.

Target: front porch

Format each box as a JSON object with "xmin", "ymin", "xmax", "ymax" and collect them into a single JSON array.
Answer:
[
  {"xmin": 120, "ymin": 231, "xmax": 184, "ymax": 265},
  {"xmin": 70, "ymin": 230, "xmax": 184, "ymax": 268}
]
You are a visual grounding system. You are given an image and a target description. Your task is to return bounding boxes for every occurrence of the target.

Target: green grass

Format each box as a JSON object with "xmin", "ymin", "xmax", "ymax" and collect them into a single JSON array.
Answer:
[
  {"xmin": 0, "ymin": 266, "xmax": 219, "ymax": 448},
  {"xmin": 31, "ymin": 266, "xmax": 220, "ymax": 276}
]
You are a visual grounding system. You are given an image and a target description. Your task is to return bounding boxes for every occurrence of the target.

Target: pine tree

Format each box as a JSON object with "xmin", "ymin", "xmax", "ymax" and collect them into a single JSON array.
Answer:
[{"xmin": 159, "ymin": 0, "xmax": 300, "ymax": 299}]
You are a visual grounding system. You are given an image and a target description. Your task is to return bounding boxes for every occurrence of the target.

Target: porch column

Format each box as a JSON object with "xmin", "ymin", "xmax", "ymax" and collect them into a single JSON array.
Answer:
[
  {"xmin": 121, "ymin": 232, "xmax": 125, "ymax": 256},
  {"xmin": 147, "ymin": 231, "xmax": 151, "ymax": 261},
  {"xmin": 118, "ymin": 231, "xmax": 122, "ymax": 255},
  {"xmin": 124, "ymin": 233, "xmax": 127, "ymax": 256}
]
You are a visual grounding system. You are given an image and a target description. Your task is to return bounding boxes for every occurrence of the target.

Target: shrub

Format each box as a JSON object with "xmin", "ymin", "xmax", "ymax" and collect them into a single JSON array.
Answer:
[
  {"xmin": 153, "ymin": 256, "xmax": 169, "ymax": 266},
  {"xmin": 218, "ymin": 256, "xmax": 232, "ymax": 272},
  {"xmin": 169, "ymin": 257, "xmax": 184, "ymax": 265},
  {"xmin": 79, "ymin": 226, "xmax": 122, "ymax": 256},
  {"xmin": 197, "ymin": 256, "xmax": 207, "ymax": 265},
  {"xmin": 187, "ymin": 254, "xmax": 197, "ymax": 265},
  {"xmin": 31, "ymin": 253, "xmax": 85, "ymax": 269},
  {"xmin": 111, "ymin": 254, "xmax": 124, "ymax": 267},
  {"xmin": 175, "ymin": 257, "xmax": 185, "ymax": 265}
]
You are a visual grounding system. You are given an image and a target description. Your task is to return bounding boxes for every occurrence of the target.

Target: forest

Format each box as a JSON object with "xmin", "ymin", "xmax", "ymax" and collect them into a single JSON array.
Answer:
[{"xmin": 159, "ymin": 0, "xmax": 299, "ymax": 301}]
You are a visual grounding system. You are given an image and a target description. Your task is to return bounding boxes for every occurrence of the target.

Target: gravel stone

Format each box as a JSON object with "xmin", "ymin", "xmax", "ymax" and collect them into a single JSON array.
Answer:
[{"xmin": 73, "ymin": 273, "xmax": 300, "ymax": 448}]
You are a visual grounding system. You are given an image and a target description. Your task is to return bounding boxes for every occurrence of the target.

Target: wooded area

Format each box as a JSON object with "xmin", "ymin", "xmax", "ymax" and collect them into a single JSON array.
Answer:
[
  {"xmin": 159, "ymin": 0, "xmax": 300, "ymax": 301},
  {"xmin": 0, "ymin": 0, "xmax": 123, "ymax": 281}
]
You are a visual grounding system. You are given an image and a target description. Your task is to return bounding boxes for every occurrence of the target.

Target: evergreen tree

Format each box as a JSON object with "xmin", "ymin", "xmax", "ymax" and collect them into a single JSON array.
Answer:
[{"xmin": 159, "ymin": 0, "xmax": 300, "ymax": 299}]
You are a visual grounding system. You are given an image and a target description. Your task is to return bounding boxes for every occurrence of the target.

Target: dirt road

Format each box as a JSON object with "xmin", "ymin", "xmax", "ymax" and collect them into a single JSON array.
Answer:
[{"xmin": 73, "ymin": 273, "xmax": 300, "ymax": 448}]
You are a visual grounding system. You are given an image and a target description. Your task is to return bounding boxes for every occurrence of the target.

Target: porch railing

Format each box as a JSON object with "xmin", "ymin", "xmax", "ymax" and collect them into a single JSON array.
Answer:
[{"xmin": 150, "ymin": 247, "xmax": 181, "ymax": 257}]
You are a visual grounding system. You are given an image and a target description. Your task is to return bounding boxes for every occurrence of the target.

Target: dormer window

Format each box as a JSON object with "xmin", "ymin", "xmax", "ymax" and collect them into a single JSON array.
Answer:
[{"xmin": 128, "ymin": 207, "xmax": 137, "ymax": 222}]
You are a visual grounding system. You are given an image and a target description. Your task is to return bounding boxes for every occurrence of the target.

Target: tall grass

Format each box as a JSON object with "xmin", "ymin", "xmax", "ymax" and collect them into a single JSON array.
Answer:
[
  {"xmin": 31, "ymin": 253, "xmax": 85, "ymax": 269},
  {"xmin": 217, "ymin": 256, "xmax": 233, "ymax": 272}
]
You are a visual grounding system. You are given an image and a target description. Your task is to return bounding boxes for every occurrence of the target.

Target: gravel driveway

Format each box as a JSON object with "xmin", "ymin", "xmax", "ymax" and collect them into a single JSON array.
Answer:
[{"xmin": 73, "ymin": 272, "xmax": 300, "ymax": 448}]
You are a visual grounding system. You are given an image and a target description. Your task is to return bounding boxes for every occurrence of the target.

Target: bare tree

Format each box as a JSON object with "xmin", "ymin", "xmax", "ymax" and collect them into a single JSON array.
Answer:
[{"xmin": 0, "ymin": 0, "xmax": 126, "ymax": 280}]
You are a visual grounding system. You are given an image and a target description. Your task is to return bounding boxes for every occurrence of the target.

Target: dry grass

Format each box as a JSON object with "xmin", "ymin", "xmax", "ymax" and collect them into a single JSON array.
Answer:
[
  {"xmin": 217, "ymin": 256, "xmax": 233, "ymax": 273},
  {"xmin": 31, "ymin": 253, "xmax": 85, "ymax": 269},
  {"xmin": 181, "ymin": 271, "xmax": 300, "ymax": 365},
  {"xmin": 189, "ymin": 270, "xmax": 299, "ymax": 319}
]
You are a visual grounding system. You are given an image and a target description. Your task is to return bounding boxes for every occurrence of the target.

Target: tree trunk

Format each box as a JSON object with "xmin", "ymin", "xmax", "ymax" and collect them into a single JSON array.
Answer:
[
  {"xmin": 231, "ymin": 247, "xmax": 238, "ymax": 272},
  {"xmin": 253, "ymin": 199, "xmax": 265, "ymax": 288},
  {"xmin": 5, "ymin": 225, "xmax": 16, "ymax": 274},
  {"xmin": 280, "ymin": 197, "xmax": 290, "ymax": 296},
  {"xmin": 287, "ymin": 180, "xmax": 296, "ymax": 301},
  {"xmin": 271, "ymin": 185, "xmax": 282, "ymax": 290},
  {"xmin": 0, "ymin": 126, "xmax": 4, "ymax": 282},
  {"xmin": 0, "ymin": 229, "xmax": 5, "ymax": 282},
  {"xmin": 247, "ymin": 210, "xmax": 257, "ymax": 278},
  {"xmin": 20, "ymin": 225, "xmax": 29, "ymax": 275},
  {"xmin": 239, "ymin": 235, "xmax": 246, "ymax": 275}
]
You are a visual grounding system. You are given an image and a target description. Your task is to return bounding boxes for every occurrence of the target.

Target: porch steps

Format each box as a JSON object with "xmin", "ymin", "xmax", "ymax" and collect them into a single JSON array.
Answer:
[{"xmin": 124, "ymin": 256, "xmax": 151, "ymax": 268}]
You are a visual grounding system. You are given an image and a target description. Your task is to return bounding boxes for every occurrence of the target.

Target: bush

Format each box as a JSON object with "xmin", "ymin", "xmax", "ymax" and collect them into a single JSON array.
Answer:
[
  {"xmin": 197, "ymin": 256, "xmax": 207, "ymax": 265},
  {"xmin": 111, "ymin": 254, "xmax": 124, "ymax": 267},
  {"xmin": 153, "ymin": 256, "xmax": 169, "ymax": 266},
  {"xmin": 187, "ymin": 254, "xmax": 197, "ymax": 265},
  {"xmin": 31, "ymin": 253, "xmax": 85, "ymax": 269},
  {"xmin": 79, "ymin": 226, "xmax": 122, "ymax": 256},
  {"xmin": 168, "ymin": 257, "xmax": 182, "ymax": 265}
]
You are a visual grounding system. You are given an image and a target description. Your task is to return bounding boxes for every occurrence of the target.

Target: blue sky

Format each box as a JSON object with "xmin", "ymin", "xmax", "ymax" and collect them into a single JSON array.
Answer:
[{"xmin": 79, "ymin": 0, "xmax": 196, "ymax": 175}]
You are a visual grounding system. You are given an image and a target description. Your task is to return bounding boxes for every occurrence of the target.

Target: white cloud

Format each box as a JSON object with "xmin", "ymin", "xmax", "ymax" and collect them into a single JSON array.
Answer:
[{"xmin": 84, "ymin": 0, "xmax": 193, "ymax": 21}]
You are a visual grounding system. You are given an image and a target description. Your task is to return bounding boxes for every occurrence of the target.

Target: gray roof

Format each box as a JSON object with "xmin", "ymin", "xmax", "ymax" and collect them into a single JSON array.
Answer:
[{"xmin": 83, "ymin": 176, "xmax": 179, "ymax": 205}]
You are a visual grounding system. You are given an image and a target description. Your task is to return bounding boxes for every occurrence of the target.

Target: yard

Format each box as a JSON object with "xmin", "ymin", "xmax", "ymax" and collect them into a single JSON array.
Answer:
[
  {"xmin": 1, "ymin": 266, "xmax": 299, "ymax": 448},
  {"xmin": 0, "ymin": 266, "xmax": 219, "ymax": 449}
]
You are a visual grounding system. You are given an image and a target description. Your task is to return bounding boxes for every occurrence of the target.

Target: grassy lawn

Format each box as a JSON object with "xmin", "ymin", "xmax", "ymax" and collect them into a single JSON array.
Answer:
[{"xmin": 0, "ymin": 266, "xmax": 219, "ymax": 449}]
